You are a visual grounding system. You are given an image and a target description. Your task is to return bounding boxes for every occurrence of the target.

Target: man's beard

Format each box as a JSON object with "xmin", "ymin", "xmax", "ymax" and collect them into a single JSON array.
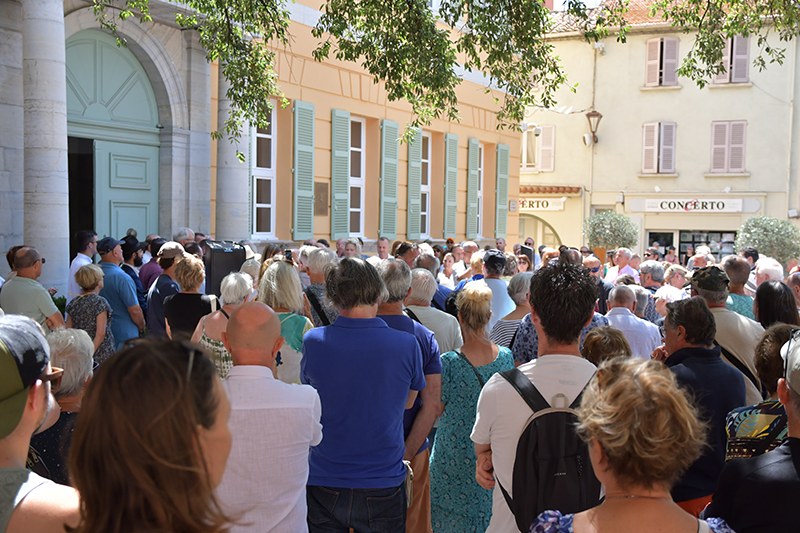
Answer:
[{"xmin": 133, "ymin": 255, "xmax": 144, "ymax": 267}]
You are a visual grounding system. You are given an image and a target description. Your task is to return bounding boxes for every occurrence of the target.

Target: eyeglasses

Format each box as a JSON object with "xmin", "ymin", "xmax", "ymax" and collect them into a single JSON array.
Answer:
[
  {"xmin": 40, "ymin": 366, "xmax": 64, "ymax": 393},
  {"xmin": 644, "ymin": 252, "xmax": 653, "ymax": 257},
  {"xmin": 784, "ymin": 329, "xmax": 800, "ymax": 379},
  {"xmin": 37, "ymin": 257, "xmax": 46, "ymax": 265},
  {"xmin": 580, "ymin": 250, "xmax": 591, "ymax": 255},
  {"xmin": 659, "ymin": 325, "xmax": 668, "ymax": 338}
]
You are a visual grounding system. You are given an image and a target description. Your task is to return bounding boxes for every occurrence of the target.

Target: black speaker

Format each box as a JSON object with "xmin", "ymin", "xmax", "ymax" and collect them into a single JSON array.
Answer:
[{"xmin": 204, "ymin": 241, "xmax": 246, "ymax": 296}]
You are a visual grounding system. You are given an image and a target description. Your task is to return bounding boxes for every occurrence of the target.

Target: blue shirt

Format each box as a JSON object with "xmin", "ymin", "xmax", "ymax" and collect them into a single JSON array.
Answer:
[
  {"xmin": 378, "ymin": 314, "xmax": 442, "ymax": 455},
  {"xmin": 431, "ymin": 284, "xmax": 452, "ymax": 312},
  {"xmin": 302, "ymin": 316, "xmax": 426, "ymax": 489},
  {"xmin": 512, "ymin": 312, "xmax": 609, "ymax": 363},
  {"xmin": 98, "ymin": 262, "xmax": 139, "ymax": 349}
]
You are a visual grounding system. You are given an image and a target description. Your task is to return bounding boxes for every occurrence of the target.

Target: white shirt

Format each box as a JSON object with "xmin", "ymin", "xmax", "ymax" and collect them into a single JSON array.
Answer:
[
  {"xmin": 710, "ymin": 307, "xmax": 765, "ymax": 406},
  {"xmin": 453, "ymin": 260, "xmax": 469, "ymax": 279},
  {"xmin": 604, "ymin": 307, "xmax": 662, "ymax": 359},
  {"xmin": 484, "ymin": 277, "xmax": 516, "ymax": 332},
  {"xmin": 471, "ymin": 355, "xmax": 597, "ymax": 533},
  {"xmin": 67, "ymin": 253, "xmax": 93, "ymax": 305},
  {"xmin": 405, "ymin": 304, "xmax": 463, "ymax": 353},
  {"xmin": 216, "ymin": 365, "xmax": 323, "ymax": 533}
]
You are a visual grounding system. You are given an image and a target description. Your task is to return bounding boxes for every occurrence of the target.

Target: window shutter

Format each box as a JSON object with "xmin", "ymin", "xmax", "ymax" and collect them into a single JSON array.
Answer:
[
  {"xmin": 380, "ymin": 119, "xmax": 400, "ymax": 240},
  {"xmin": 495, "ymin": 144, "xmax": 509, "ymax": 238},
  {"xmin": 711, "ymin": 122, "xmax": 730, "ymax": 172},
  {"xmin": 443, "ymin": 133, "xmax": 458, "ymax": 238},
  {"xmin": 714, "ymin": 38, "xmax": 731, "ymax": 84},
  {"xmin": 731, "ymin": 35, "xmax": 750, "ymax": 83},
  {"xmin": 538, "ymin": 125, "xmax": 555, "ymax": 172},
  {"xmin": 658, "ymin": 122, "xmax": 676, "ymax": 174},
  {"xmin": 662, "ymin": 37, "xmax": 680, "ymax": 86},
  {"xmin": 466, "ymin": 137, "xmax": 480, "ymax": 240},
  {"xmin": 331, "ymin": 109, "xmax": 351, "ymax": 240},
  {"xmin": 729, "ymin": 121, "xmax": 747, "ymax": 172},
  {"xmin": 406, "ymin": 128, "xmax": 422, "ymax": 241},
  {"xmin": 642, "ymin": 122, "xmax": 659, "ymax": 174},
  {"xmin": 645, "ymin": 38, "xmax": 661, "ymax": 87},
  {"xmin": 292, "ymin": 101, "xmax": 315, "ymax": 240}
]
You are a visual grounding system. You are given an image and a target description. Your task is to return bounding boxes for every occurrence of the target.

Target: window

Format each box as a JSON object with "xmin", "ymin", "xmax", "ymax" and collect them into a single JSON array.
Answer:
[
  {"xmin": 420, "ymin": 132, "xmax": 431, "ymax": 238},
  {"xmin": 520, "ymin": 126, "xmax": 555, "ymax": 172},
  {"xmin": 710, "ymin": 121, "xmax": 747, "ymax": 173},
  {"xmin": 642, "ymin": 122, "xmax": 676, "ymax": 174},
  {"xmin": 251, "ymin": 104, "xmax": 276, "ymax": 237},
  {"xmin": 714, "ymin": 36, "xmax": 750, "ymax": 84},
  {"xmin": 349, "ymin": 117, "xmax": 366, "ymax": 236},
  {"xmin": 645, "ymin": 37, "xmax": 679, "ymax": 87},
  {"xmin": 476, "ymin": 143, "xmax": 484, "ymax": 237}
]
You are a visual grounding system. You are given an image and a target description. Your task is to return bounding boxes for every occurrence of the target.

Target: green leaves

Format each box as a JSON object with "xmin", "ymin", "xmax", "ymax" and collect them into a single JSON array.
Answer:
[
  {"xmin": 735, "ymin": 215, "xmax": 800, "ymax": 266},
  {"xmin": 583, "ymin": 210, "xmax": 639, "ymax": 250}
]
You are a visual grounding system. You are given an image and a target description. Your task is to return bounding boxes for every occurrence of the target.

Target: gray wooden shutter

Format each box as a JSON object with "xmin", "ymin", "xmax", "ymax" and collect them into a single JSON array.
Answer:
[
  {"xmin": 495, "ymin": 144, "xmax": 509, "ymax": 238},
  {"xmin": 292, "ymin": 100, "xmax": 315, "ymax": 241},
  {"xmin": 538, "ymin": 125, "xmax": 555, "ymax": 172},
  {"xmin": 645, "ymin": 38, "xmax": 661, "ymax": 87},
  {"xmin": 380, "ymin": 119, "xmax": 400, "ymax": 240},
  {"xmin": 715, "ymin": 38, "xmax": 732, "ymax": 84},
  {"xmin": 331, "ymin": 109, "xmax": 351, "ymax": 240},
  {"xmin": 662, "ymin": 37, "xmax": 680, "ymax": 86},
  {"xmin": 642, "ymin": 122, "xmax": 659, "ymax": 174},
  {"xmin": 467, "ymin": 137, "xmax": 479, "ymax": 240},
  {"xmin": 659, "ymin": 122, "xmax": 676, "ymax": 174},
  {"xmin": 731, "ymin": 35, "xmax": 750, "ymax": 83},
  {"xmin": 443, "ymin": 133, "xmax": 458, "ymax": 238},
  {"xmin": 711, "ymin": 121, "xmax": 729, "ymax": 172},
  {"xmin": 729, "ymin": 121, "xmax": 747, "ymax": 172},
  {"xmin": 407, "ymin": 128, "xmax": 422, "ymax": 241}
]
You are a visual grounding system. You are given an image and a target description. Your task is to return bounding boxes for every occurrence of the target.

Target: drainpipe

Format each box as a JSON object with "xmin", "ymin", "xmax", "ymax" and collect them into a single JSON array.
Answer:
[{"xmin": 786, "ymin": 39, "xmax": 797, "ymax": 222}]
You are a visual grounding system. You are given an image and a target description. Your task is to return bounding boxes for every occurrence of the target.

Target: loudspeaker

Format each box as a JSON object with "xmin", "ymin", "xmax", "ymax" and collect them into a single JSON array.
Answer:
[{"xmin": 204, "ymin": 241, "xmax": 246, "ymax": 296}]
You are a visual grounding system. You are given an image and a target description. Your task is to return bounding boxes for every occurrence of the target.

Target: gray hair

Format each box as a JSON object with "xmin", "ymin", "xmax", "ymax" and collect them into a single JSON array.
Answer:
[
  {"xmin": 639, "ymin": 260, "xmax": 665, "ymax": 283},
  {"xmin": 307, "ymin": 247, "xmax": 338, "ymax": 274},
  {"xmin": 46, "ymin": 328, "xmax": 93, "ymax": 400},
  {"xmin": 239, "ymin": 258, "xmax": 261, "ymax": 286},
  {"xmin": 609, "ymin": 285, "xmax": 636, "ymax": 306},
  {"xmin": 695, "ymin": 287, "xmax": 729, "ymax": 306},
  {"xmin": 325, "ymin": 257, "xmax": 387, "ymax": 310},
  {"xmin": 631, "ymin": 285, "xmax": 651, "ymax": 315},
  {"xmin": 507, "ymin": 272, "xmax": 533, "ymax": 305},
  {"xmin": 220, "ymin": 272, "xmax": 253, "ymax": 306},
  {"xmin": 298, "ymin": 245, "xmax": 316, "ymax": 265},
  {"xmin": 757, "ymin": 259, "xmax": 784, "ymax": 282},
  {"xmin": 377, "ymin": 258, "xmax": 412, "ymax": 303},
  {"xmin": 413, "ymin": 254, "xmax": 440, "ymax": 278},
  {"xmin": 462, "ymin": 241, "xmax": 478, "ymax": 251},
  {"xmin": 258, "ymin": 261, "xmax": 304, "ymax": 314},
  {"xmin": 409, "ymin": 268, "xmax": 438, "ymax": 303},
  {"xmin": 172, "ymin": 227, "xmax": 194, "ymax": 242},
  {"xmin": 616, "ymin": 248, "xmax": 632, "ymax": 259}
]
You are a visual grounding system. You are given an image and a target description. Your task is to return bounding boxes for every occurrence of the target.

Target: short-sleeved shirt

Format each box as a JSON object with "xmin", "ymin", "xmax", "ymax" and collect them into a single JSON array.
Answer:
[
  {"xmin": 163, "ymin": 293, "xmax": 214, "ymax": 341},
  {"xmin": 99, "ymin": 262, "xmax": 140, "ymax": 348},
  {"xmin": 302, "ymin": 316, "xmax": 425, "ymax": 489},
  {"xmin": 0, "ymin": 276, "xmax": 59, "ymax": 333},
  {"xmin": 726, "ymin": 293, "xmax": 756, "ymax": 320},
  {"xmin": 379, "ymin": 314, "xmax": 442, "ymax": 454},
  {"xmin": 0, "ymin": 468, "xmax": 52, "ymax": 532},
  {"xmin": 512, "ymin": 312, "xmax": 609, "ymax": 364},
  {"xmin": 146, "ymin": 274, "xmax": 180, "ymax": 337}
]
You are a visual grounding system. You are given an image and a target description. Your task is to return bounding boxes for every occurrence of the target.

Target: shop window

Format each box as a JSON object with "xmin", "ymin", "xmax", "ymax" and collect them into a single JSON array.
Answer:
[
  {"xmin": 679, "ymin": 231, "xmax": 736, "ymax": 264},
  {"xmin": 714, "ymin": 36, "xmax": 750, "ymax": 84},
  {"xmin": 645, "ymin": 37, "xmax": 679, "ymax": 87},
  {"xmin": 710, "ymin": 121, "xmax": 747, "ymax": 173},
  {"xmin": 520, "ymin": 126, "xmax": 555, "ymax": 172},
  {"xmin": 642, "ymin": 122, "xmax": 676, "ymax": 174},
  {"xmin": 251, "ymin": 103, "xmax": 276, "ymax": 238},
  {"xmin": 349, "ymin": 117, "xmax": 366, "ymax": 237}
]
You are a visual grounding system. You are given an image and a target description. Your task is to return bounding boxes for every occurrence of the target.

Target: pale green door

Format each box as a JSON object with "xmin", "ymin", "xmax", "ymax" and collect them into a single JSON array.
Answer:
[{"xmin": 94, "ymin": 140, "xmax": 159, "ymax": 239}]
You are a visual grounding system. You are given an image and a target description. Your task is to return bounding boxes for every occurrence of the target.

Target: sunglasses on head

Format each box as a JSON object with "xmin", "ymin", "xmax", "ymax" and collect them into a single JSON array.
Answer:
[{"xmin": 40, "ymin": 366, "xmax": 64, "ymax": 393}]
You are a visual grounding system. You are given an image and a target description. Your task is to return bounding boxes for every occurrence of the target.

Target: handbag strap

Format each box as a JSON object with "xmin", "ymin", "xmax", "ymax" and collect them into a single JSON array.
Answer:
[
  {"xmin": 714, "ymin": 341, "xmax": 764, "ymax": 398},
  {"xmin": 404, "ymin": 308, "xmax": 422, "ymax": 324},
  {"xmin": 304, "ymin": 288, "xmax": 330, "ymax": 326},
  {"xmin": 457, "ymin": 351, "xmax": 486, "ymax": 388}
]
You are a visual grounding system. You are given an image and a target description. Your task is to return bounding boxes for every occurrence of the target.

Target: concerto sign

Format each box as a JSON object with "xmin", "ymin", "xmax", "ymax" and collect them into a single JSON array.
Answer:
[
  {"xmin": 518, "ymin": 198, "xmax": 565, "ymax": 211},
  {"xmin": 645, "ymin": 198, "xmax": 743, "ymax": 213}
]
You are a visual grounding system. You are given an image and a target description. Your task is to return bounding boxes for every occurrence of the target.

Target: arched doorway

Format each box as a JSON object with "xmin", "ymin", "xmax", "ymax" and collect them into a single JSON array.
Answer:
[
  {"xmin": 519, "ymin": 214, "xmax": 562, "ymax": 249},
  {"xmin": 66, "ymin": 29, "xmax": 160, "ymax": 247}
]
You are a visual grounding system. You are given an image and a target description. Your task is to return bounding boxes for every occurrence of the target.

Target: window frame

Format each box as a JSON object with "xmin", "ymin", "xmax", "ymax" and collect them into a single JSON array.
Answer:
[
  {"xmin": 641, "ymin": 121, "xmax": 677, "ymax": 175},
  {"xmin": 714, "ymin": 35, "xmax": 750, "ymax": 84},
  {"xmin": 645, "ymin": 37, "xmax": 679, "ymax": 87},
  {"xmin": 250, "ymin": 102, "xmax": 277, "ymax": 239},
  {"xmin": 420, "ymin": 131, "xmax": 432, "ymax": 239},
  {"xmin": 710, "ymin": 120, "xmax": 747, "ymax": 173},
  {"xmin": 476, "ymin": 143, "xmax": 485, "ymax": 238},
  {"xmin": 521, "ymin": 130, "xmax": 537, "ymax": 171},
  {"xmin": 349, "ymin": 116, "xmax": 366, "ymax": 238}
]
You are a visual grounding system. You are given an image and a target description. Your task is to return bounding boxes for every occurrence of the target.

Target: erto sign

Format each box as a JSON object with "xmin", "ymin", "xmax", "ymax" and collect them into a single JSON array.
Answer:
[
  {"xmin": 645, "ymin": 198, "xmax": 743, "ymax": 213},
  {"xmin": 519, "ymin": 198, "xmax": 565, "ymax": 211}
]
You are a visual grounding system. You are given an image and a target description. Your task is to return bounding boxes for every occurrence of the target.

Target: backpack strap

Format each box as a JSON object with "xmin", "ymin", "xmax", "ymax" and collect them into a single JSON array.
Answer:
[
  {"xmin": 508, "ymin": 328, "xmax": 519, "ymax": 351},
  {"xmin": 431, "ymin": 298, "xmax": 444, "ymax": 311},
  {"xmin": 714, "ymin": 341, "xmax": 764, "ymax": 398},
  {"xmin": 499, "ymin": 368, "xmax": 550, "ymax": 413},
  {"xmin": 569, "ymin": 374, "xmax": 596, "ymax": 410},
  {"xmin": 404, "ymin": 308, "xmax": 422, "ymax": 324},
  {"xmin": 304, "ymin": 288, "xmax": 330, "ymax": 326}
]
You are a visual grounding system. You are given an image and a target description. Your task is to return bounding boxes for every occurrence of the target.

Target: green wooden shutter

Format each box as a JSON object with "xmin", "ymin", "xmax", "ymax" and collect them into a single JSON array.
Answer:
[
  {"xmin": 443, "ymin": 133, "xmax": 458, "ymax": 238},
  {"xmin": 466, "ymin": 137, "xmax": 479, "ymax": 240},
  {"xmin": 495, "ymin": 143, "xmax": 509, "ymax": 238},
  {"xmin": 331, "ymin": 109, "xmax": 350, "ymax": 240},
  {"xmin": 406, "ymin": 128, "xmax": 422, "ymax": 241},
  {"xmin": 380, "ymin": 120, "xmax": 400, "ymax": 240},
  {"xmin": 292, "ymin": 101, "xmax": 315, "ymax": 240}
]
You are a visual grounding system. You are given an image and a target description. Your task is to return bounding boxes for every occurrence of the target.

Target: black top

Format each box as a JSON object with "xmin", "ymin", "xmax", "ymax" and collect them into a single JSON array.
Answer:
[
  {"xmin": 29, "ymin": 411, "xmax": 79, "ymax": 486},
  {"xmin": 163, "ymin": 293, "xmax": 213, "ymax": 341},
  {"xmin": 121, "ymin": 264, "xmax": 147, "ymax": 315},
  {"xmin": 665, "ymin": 345, "xmax": 747, "ymax": 502},
  {"xmin": 703, "ymin": 437, "xmax": 800, "ymax": 533},
  {"xmin": 146, "ymin": 274, "xmax": 180, "ymax": 337},
  {"xmin": 595, "ymin": 277, "xmax": 613, "ymax": 314}
]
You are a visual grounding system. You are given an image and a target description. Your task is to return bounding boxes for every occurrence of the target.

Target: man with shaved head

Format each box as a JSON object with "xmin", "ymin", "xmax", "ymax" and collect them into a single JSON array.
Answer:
[
  {"xmin": 217, "ymin": 302, "xmax": 323, "ymax": 533},
  {"xmin": 604, "ymin": 285, "xmax": 661, "ymax": 359}
]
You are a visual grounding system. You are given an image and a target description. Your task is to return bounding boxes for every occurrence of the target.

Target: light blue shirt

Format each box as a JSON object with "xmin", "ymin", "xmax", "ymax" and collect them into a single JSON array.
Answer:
[{"xmin": 99, "ymin": 262, "xmax": 139, "ymax": 349}]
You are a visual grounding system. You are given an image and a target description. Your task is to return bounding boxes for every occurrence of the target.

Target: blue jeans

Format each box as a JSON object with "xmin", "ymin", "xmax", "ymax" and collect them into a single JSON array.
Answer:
[{"xmin": 307, "ymin": 484, "xmax": 407, "ymax": 533}]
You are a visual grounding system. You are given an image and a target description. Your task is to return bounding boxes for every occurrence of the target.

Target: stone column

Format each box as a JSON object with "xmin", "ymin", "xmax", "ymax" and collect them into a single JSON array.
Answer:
[
  {"xmin": 22, "ymin": 0, "xmax": 69, "ymax": 293},
  {"xmin": 215, "ymin": 69, "xmax": 250, "ymax": 241}
]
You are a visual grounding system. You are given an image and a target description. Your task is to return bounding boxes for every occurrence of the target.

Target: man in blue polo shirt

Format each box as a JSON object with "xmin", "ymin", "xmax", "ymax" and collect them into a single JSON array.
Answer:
[
  {"xmin": 97, "ymin": 237, "xmax": 144, "ymax": 349},
  {"xmin": 302, "ymin": 258, "xmax": 425, "ymax": 533}
]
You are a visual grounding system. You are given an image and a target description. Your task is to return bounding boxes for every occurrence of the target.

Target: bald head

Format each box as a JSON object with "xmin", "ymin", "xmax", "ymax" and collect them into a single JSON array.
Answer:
[
  {"xmin": 223, "ymin": 302, "xmax": 284, "ymax": 367},
  {"xmin": 607, "ymin": 285, "xmax": 636, "ymax": 312},
  {"xmin": 583, "ymin": 255, "xmax": 601, "ymax": 278}
]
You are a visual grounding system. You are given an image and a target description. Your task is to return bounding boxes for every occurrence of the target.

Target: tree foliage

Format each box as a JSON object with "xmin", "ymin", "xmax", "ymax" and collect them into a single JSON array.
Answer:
[
  {"xmin": 583, "ymin": 210, "xmax": 639, "ymax": 250},
  {"xmin": 735, "ymin": 215, "xmax": 800, "ymax": 266}
]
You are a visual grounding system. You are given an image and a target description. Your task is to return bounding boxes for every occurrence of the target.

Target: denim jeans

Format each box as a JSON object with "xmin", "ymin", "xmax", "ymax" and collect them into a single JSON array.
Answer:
[{"xmin": 307, "ymin": 484, "xmax": 407, "ymax": 533}]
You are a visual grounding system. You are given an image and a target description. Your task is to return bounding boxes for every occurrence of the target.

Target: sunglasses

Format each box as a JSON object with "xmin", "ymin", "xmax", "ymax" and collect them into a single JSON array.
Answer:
[
  {"xmin": 586, "ymin": 266, "xmax": 601, "ymax": 273},
  {"xmin": 40, "ymin": 366, "xmax": 64, "ymax": 393}
]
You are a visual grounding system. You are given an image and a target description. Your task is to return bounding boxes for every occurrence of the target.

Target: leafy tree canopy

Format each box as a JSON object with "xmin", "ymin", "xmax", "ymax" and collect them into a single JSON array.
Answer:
[
  {"xmin": 583, "ymin": 210, "xmax": 639, "ymax": 250},
  {"xmin": 735, "ymin": 215, "xmax": 800, "ymax": 267}
]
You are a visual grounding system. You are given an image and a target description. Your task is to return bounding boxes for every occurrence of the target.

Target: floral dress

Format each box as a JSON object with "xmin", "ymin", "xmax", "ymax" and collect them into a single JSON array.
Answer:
[
  {"xmin": 529, "ymin": 510, "xmax": 735, "ymax": 533},
  {"xmin": 65, "ymin": 293, "xmax": 115, "ymax": 364},
  {"xmin": 430, "ymin": 347, "xmax": 514, "ymax": 533}
]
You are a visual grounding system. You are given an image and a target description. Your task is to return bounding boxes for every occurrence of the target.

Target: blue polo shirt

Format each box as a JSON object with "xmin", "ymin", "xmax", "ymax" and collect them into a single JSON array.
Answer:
[
  {"xmin": 302, "ymin": 316, "xmax": 426, "ymax": 489},
  {"xmin": 99, "ymin": 262, "xmax": 139, "ymax": 349}
]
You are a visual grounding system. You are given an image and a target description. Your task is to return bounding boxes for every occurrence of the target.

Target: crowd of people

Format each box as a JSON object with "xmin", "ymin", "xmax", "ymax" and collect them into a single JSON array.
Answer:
[{"xmin": 0, "ymin": 228, "xmax": 799, "ymax": 533}]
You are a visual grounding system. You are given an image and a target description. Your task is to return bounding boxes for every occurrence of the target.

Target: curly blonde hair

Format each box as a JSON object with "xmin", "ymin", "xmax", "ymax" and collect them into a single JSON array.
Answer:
[
  {"xmin": 456, "ymin": 280, "xmax": 493, "ymax": 332},
  {"xmin": 577, "ymin": 357, "xmax": 708, "ymax": 490},
  {"xmin": 174, "ymin": 254, "xmax": 205, "ymax": 292}
]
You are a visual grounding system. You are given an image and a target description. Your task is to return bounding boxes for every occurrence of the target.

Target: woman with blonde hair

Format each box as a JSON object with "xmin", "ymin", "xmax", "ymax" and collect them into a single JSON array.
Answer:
[
  {"xmin": 430, "ymin": 280, "xmax": 514, "ymax": 533},
  {"xmin": 65, "ymin": 263, "xmax": 116, "ymax": 364},
  {"xmin": 530, "ymin": 358, "xmax": 733, "ymax": 533},
  {"xmin": 665, "ymin": 264, "xmax": 690, "ymax": 289},
  {"xmin": 164, "ymin": 255, "xmax": 217, "ymax": 341},
  {"xmin": 257, "ymin": 261, "xmax": 313, "ymax": 384}
]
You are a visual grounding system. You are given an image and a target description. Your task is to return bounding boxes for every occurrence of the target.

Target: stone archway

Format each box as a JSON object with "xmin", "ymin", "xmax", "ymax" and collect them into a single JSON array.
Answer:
[{"xmin": 518, "ymin": 214, "xmax": 562, "ymax": 248}]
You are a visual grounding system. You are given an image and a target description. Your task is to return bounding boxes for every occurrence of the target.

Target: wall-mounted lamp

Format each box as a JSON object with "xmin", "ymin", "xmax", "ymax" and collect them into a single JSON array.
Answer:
[
  {"xmin": 585, "ymin": 110, "xmax": 603, "ymax": 144},
  {"xmin": 723, "ymin": 186, "xmax": 731, "ymax": 194},
  {"xmin": 654, "ymin": 186, "xmax": 661, "ymax": 193}
]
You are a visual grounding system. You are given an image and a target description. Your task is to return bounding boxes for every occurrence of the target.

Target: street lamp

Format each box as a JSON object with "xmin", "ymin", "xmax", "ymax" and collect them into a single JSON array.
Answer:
[{"xmin": 585, "ymin": 110, "xmax": 603, "ymax": 144}]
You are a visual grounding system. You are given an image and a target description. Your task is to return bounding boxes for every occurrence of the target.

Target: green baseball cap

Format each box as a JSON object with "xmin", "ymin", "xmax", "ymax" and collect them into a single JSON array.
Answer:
[
  {"xmin": 690, "ymin": 266, "xmax": 730, "ymax": 292},
  {"xmin": 0, "ymin": 315, "xmax": 50, "ymax": 439}
]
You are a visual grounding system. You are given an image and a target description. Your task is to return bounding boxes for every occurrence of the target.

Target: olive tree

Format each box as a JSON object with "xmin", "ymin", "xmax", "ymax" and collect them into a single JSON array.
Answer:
[
  {"xmin": 583, "ymin": 210, "xmax": 639, "ymax": 250},
  {"xmin": 735, "ymin": 215, "xmax": 800, "ymax": 266}
]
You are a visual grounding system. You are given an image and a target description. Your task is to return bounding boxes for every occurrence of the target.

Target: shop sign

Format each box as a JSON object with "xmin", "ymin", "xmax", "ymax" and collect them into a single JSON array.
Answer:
[
  {"xmin": 645, "ymin": 198, "xmax": 743, "ymax": 213},
  {"xmin": 518, "ymin": 198, "xmax": 565, "ymax": 211}
]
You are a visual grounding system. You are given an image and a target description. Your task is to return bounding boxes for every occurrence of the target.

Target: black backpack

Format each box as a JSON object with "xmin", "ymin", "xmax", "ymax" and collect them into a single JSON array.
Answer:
[
  {"xmin": 444, "ymin": 287, "xmax": 461, "ymax": 319},
  {"xmin": 497, "ymin": 368, "xmax": 602, "ymax": 533}
]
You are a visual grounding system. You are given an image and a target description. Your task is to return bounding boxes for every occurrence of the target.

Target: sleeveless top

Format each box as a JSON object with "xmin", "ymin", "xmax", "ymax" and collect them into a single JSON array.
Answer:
[
  {"xmin": 199, "ymin": 310, "xmax": 233, "ymax": 379},
  {"xmin": 0, "ymin": 468, "xmax": 51, "ymax": 532}
]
